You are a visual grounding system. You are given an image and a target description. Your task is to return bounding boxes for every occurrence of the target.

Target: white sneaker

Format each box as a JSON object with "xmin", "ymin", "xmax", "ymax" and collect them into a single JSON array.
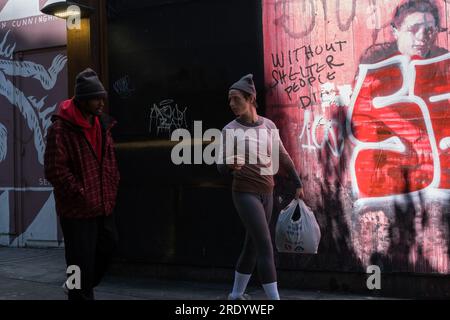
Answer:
[{"xmin": 228, "ymin": 293, "xmax": 251, "ymax": 300}]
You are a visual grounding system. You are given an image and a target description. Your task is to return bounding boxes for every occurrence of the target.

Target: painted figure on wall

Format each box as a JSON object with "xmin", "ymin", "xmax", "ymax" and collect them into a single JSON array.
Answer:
[
  {"xmin": 350, "ymin": 0, "xmax": 450, "ymax": 200},
  {"xmin": 263, "ymin": 0, "xmax": 450, "ymax": 274},
  {"xmin": 360, "ymin": 0, "xmax": 447, "ymax": 64}
]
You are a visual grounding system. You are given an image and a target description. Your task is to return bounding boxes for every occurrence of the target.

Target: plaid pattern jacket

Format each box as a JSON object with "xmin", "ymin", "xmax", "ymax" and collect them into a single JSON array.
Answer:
[{"xmin": 44, "ymin": 114, "xmax": 120, "ymax": 218}]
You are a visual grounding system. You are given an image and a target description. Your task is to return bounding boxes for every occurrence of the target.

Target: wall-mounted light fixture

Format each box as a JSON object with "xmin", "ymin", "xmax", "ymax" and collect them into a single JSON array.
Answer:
[
  {"xmin": 40, "ymin": 0, "xmax": 94, "ymax": 19},
  {"xmin": 40, "ymin": 0, "xmax": 99, "ymax": 98}
]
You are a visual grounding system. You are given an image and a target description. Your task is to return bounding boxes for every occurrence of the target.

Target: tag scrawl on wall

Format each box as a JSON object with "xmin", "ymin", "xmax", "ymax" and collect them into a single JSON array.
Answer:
[
  {"xmin": 113, "ymin": 75, "xmax": 136, "ymax": 99},
  {"xmin": 149, "ymin": 99, "xmax": 188, "ymax": 136}
]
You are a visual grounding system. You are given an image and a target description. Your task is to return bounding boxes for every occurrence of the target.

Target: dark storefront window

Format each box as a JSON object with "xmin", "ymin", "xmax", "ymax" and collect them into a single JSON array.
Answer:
[{"xmin": 106, "ymin": 0, "xmax": 264, "ymax": 266}]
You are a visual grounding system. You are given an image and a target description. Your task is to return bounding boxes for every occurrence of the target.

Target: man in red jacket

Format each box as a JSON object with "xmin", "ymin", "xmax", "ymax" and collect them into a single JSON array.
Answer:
[{"xmin": 44, "ymin": 68, "xmax": 120, "ymax": 300}]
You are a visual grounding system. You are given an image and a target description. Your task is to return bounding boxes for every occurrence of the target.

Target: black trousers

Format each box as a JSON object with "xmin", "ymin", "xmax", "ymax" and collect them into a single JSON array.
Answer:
[
  {"xmin": 232, "ymin": 191, "xmax": 276, "ymax": 284},
  {"xmin": 59, "ymin": 214, "xmax": 118, "ymax": 300}
]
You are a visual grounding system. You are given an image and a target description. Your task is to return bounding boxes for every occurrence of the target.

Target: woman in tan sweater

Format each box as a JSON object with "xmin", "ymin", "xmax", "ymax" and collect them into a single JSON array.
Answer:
[{"xmin": 218, "ymin": 74, "xmax": 304, "ymax": 300}]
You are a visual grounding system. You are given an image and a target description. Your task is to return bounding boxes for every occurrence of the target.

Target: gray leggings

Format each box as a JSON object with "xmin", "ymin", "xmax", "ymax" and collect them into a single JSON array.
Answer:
[{"xmin": 232, "ymin": 191, "xmax": 276, "ymax": 284}]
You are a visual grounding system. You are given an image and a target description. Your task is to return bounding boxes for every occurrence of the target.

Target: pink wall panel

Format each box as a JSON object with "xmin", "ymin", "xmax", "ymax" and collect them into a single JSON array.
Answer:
[{"xmin": 264, "ymin": 0, "xmax": 450, "ymax": 274}]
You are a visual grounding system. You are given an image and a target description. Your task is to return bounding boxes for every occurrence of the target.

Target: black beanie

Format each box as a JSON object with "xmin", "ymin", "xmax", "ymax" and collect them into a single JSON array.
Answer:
[
  {"xmin": 229, "ymin": 74, "xmax": 257, "ymax": 97},
  {"xmin": 74, "ymin": 68, "xmax": 107, "ymax": 100}
]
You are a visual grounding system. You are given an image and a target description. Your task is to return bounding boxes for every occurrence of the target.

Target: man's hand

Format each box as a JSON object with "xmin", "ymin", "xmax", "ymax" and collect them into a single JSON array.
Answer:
[{"xmin": 295, "ymin": 187, "xmax": 305, "ymax": 199}]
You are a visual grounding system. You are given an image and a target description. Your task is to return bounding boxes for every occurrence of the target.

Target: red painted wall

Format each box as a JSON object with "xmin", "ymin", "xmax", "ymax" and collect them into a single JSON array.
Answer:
[{"xmin": 264, "ymin": 0, "xmax": 450, "ymax": 273}]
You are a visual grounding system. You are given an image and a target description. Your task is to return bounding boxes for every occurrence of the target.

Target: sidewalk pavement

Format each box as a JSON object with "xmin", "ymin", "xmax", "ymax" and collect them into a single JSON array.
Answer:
[{"xmin": 0, "ymin": 247, "xmax": 395, "ymax": 300}]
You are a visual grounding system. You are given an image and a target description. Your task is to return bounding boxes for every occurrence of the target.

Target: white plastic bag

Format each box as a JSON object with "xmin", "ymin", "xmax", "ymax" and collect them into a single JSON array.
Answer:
[{"xmin": 275, "ymin": 199, "xmax": 321, "ymax": 254}]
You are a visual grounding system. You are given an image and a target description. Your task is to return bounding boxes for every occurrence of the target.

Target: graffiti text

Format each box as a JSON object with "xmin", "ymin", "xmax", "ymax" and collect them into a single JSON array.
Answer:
[
  {"xmin": 271, "ymin": 41, "xmax": 347, "ymax": 104},
  {"xmin": 149, "ymin": 99, "xmax": 188, "ymax": 136}
]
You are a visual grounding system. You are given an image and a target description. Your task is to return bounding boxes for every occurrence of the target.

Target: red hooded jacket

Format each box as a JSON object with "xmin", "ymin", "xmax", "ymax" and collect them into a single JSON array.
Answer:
[
  {"xmin": 44, "ymin": 98, "xmax": 120, "ymax": 218},
  {"xmin": 57, "ymin": 99, "xmax": 103, "ymax": 160}
]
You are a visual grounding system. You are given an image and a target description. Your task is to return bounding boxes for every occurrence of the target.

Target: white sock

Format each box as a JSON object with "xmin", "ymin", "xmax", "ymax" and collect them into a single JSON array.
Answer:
[
  {"xmin": 230, "ymin": 271, "xmax": 252, "ymax": 298},
  {"xmin": 262, "ymin": 282, "xmax": 280, "ymax": 300}
]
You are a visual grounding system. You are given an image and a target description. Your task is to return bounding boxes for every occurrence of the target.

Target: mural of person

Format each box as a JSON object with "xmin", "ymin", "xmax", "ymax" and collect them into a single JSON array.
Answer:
[
  {"xmin": 263, "ymin": 0, "xmax": 450, "ymax": 274},
  {"xmin": 217, "ymin": 74, "xmax": 304, "ymax": 300},
  {"xmin": 350, "ymin": 0, "xmax": 450, "ymax": 200},
  {"xmin": 44, "ymin": 68, "xmax": 120, "ymax": 300},
  {"xmin": 359, "ymin": 0, "xmax": 447, "ymax": 64}
]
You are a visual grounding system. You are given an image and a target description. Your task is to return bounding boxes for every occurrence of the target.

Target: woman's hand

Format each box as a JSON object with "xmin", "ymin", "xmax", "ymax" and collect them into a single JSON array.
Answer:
[
  {"xmin": 295, "ymin": 187, "xmax": 305, "ymax": 199},
  {"xmin": 226, "ymin": 156, "xmax": 244, "ymax": 171},
  {"xmin": 227, "ymin": 163, "xmax": 244, "ymax": 171}
]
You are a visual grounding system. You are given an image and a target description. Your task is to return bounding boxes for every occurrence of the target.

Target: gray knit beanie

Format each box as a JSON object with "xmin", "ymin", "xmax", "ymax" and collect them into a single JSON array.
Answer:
[
  {"xmin": 229, "ymin": 74, "xmax": 256, "ymax": 97},
  {"xmin": 74, "ymin": 68, "xmax": 107, "ymax": 100}
]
